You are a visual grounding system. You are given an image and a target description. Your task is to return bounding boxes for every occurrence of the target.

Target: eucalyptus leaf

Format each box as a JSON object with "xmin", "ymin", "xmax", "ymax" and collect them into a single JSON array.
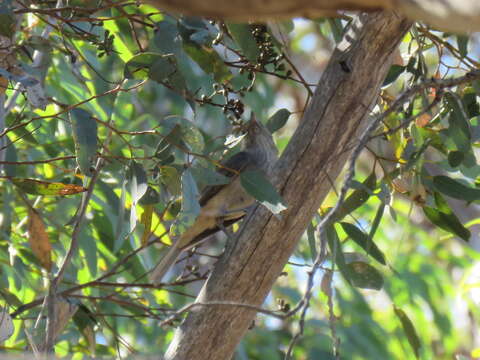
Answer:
[
  {"xmin": 266, "ymin": 109, "xmax": 291, "ymax": 133},
  {"xmin": 456, "ymin": 35, "xmax": 469, "ymax": 58},
  {"xmin": 69, "ymin": 108, "xmax": 98, "ymax": 177},
  {"xmin": 340, "ymin": 222, "xmax": 386, "ymax": 265},
  {"xmin": 0, "ymin": 1, "xmax": 15, "ymax": 37},
  {"xmin": 182, "ymin": 41, "xmax": 232, "ymax": 82},
  {"xmin": 346, "ymin": 261, "xmax": 384, "ymax": 290},
  {"xmin": 326, "ymin": 224, "xmax": 352, "ymax": 284},
  {"xmin": 170, "ymin": 169, "xmax": 201, "ymax": 237},
  {"xmin": 334, "ymin": 171, "xmax": 376, "ymax": 221},
  {"xmin": 124, "ymin": 52, "xmax": 165, "ymax": 79},
  {"xmin": 240, "ymin": 170, "xmax": 286, "ymax": 214},
  {"xmin": 433, "ymin": 175, "xmax": 480, "ymax": 201},
  {"xmin": 445, "ymin": 93, "xmax": 471, "ymax": 153},
  {"xmin": 4, "ymin": 138, "xmax": 17, "ymax": 177},
  {"xmin": 423, "ymin": 205, "xmax": 470, "ymax": 242},
  {"xmin": 447, "ymin": 150, "xmax": 464, "ymax": 168},
  {"xmin": 226, "ymin": 23, "xmax": 260, "ymax": 63},
  {"xmin": 128, "ymin": 161, "xmax": 148, "ymax": 204},
  {"xmin": 382, "ymin": 64, "xmax": 405, "ymax": 87},
  {"xmin": 307, "ymin": 222, "xmax": 317, "ymax": 261},
  {"xmin": 394, "ymin": 306, "xmax": 421, "ymax": 359}
]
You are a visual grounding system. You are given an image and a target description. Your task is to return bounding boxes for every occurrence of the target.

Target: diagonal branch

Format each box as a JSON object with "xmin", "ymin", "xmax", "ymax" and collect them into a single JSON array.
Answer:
[
  {"xmin": 144, "ymin": 0, "xmax": 480, "ymax": 32},
  {"xmin": 163, "ymin": 11, "xmax": 412, "ymax": 360}
]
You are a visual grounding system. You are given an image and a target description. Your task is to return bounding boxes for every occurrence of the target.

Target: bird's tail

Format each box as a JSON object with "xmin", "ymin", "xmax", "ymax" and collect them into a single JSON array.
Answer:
[{"xmin": 150, "ymin": 245, "xmax": 183, "ymax": 286}]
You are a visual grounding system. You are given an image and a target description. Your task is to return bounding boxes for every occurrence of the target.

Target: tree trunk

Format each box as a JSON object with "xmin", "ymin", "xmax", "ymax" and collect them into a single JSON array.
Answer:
[
  {"xmin": 163, "ymin": 11, "xmax": 412, "ymax": 360},
  {"xmin": 144, "ymin": 0, "xmax": 480, "ymax": 32}
]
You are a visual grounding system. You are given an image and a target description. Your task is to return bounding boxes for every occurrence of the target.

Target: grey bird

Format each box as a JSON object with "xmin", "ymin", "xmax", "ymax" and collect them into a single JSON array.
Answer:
[{"xmin": 150, "ymin": 114, "xmax": 278, "ymax": 285}]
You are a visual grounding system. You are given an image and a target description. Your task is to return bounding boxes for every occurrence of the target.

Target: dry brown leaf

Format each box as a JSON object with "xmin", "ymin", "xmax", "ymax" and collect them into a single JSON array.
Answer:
[
  {"xmin": 27, "ymin": 208, "xmax": 52, "ymax": 271},
  {"xmin": 416, "ymin": 113, "xmax": 431, "ymax": 128}
]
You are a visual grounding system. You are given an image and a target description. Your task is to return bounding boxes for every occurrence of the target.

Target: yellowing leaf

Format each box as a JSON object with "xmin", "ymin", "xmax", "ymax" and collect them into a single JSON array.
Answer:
[
  {"xmin": 140, "ymin": 205, "xmax": 154, "ymax": 245},
  {"xmin": 43, "ymin": 163, "xmax": 55, "ymax": 178},
  {"xmin": 11, "ymin": 178, "xmax": 87, "ymax": 195},
  {"xmin": 27, "ymin": 208, "xmax": 52, "ymax": 271}
]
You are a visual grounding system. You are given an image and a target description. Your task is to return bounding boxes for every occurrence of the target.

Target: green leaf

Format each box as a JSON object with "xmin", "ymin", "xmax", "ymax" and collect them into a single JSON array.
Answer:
[
  {"xmin": 307, "ymin": 222, "xmax": 317, "ymax": 261},
  {"xmin": 160, "ymin": 166, "xmax": 182, "ymax": 196},
  {"xmin": 0, "ymin": 288, "xmax": 22, "ymax": 307},
  {"xmin": 326, "ymin": 225, "xmax": 351, "ymax": 284},
  {"xmin": 334, "ymin": 171, "xmax": 377, "ymax": 221},
  {"xmin": 266, "ymin": 109, "xmax": 291, "ymax": 133},
  {"xmin": 170, "ymin": 169, "xmax": 201, "ymax": 237},
  {"xmin": 367, "ymin": 202, "xmax": 385, "ymax": 250},
  {"xmin": 127, "ymin": 161, "xmax": 148, "ymax": 232},
  {"xmin": 0, "ymin": 1, "xmax": 15, "ymax": 37},
  {"xmin": 5, "ymin": 113, "xmax": 38, "ymax": 145},
  {"xmin": 462, "ymin": 88, "xmax": 479, "ymax": 117},
  {"xmin": 445, "ymin": 93, "xmax": 471, "ymax": 153},
  {"xmin": 148, "ymin": 55, "xmax": 177, "ymax": 83},
  {"xmin": 154, "ymin": 138, "xmax": 174, "ymax": 163},
  {"xmin": 69, "ymin": 108, "xmax": 98, "ymax": 177},
  {"xmin": 382, "ymin": 65, "xmax": 405, "ymax": 87},
  {"xmin": 346, "ymin": 261, "xmax": 384, "ymax": 290},
  {"xmin": 433, "ymin": 191, "xmax": 451, "ymax": 214},
  {"xmin": 153, "ymin": 20, "xmax": 180, "ymax": 54},
  {"xmin": 191, "ymin": 163, "xmax": 230, "ymax": 189},
  {"xmin": 423, "ymin": 192, "xmax": 470, "ymax": 241},
  {"xmin": 423, "ymin": 206, "xmax": 470, "ymax": 242},
  {"xmin": 279, "ymin": 20, "xmax": 294, "ymax": 34},
  {"xmin": 177, "ymin": 18, "xmax": 232, "ymax": 82},
  {"xmin": 393, "ymin": 306, "xmax": 421, "ymax": 359},
  {"xmin": 139, "ymin": 186, "xmax": 161, "ymax": 205},
  {"xmin": 226, "ymin": 23, "xmax": 260, "ymax": 62},
  {"xmin": 92, "ymin": 212, "xmax": 114, "ymax": 251},
  {"xmin": 80, "ymin": 227, "xmax": 97, "ymax": 277},
  {"xmin": 114, "ymin": 174, "xmax": 129, "ymax": 252},
  {"xmin": 327, "ymin": 18, "xmax": 344, "ymax": 43},
  {"xmin": 128, "ymin": 161, "xmax": 148, "ymax": 204},
  {"xmin": 447, "ymin": 150, "xmax": 464, "ymax": 168},
  {"xmin": 340, "ymin": 222, "xmax": 386, "ymax": 265},
  {"xmin": 10, "ymin": 178, "xmax": 87, "ymax": 196},
  {"xmin": 456, "ymin": 35, "xmax": 469, "ymax": 58},
  {"xmin": 182, "ymin": 41, "xmax": 232, "ymax": 82},
  {"xmin": 158, "ymin": 116, "xmax": 205, "ymax": 153},
  {"xmin": 124, "ymin": 52, "xmax": 165, "ymax": 79},
  {"xmin": 4, "ymin": 138, "xmax": 17, "ymax": 177},
  {"xmin": 240, "ymin": 170, "xmax": 287, "ymax": 214},
  {"xmin": 0, "ymin": 183, "xmax": 13, "ymax": 237},
  {"xmin": 433, "ymin": 175, "xmax": 480, "ymax": 201}
]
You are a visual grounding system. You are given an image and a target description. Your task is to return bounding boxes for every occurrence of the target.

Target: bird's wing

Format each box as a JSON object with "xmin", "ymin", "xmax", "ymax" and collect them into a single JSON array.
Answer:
[{"xmin": 199, "ymin": 151, "xmax": 253, "ymax": 207}]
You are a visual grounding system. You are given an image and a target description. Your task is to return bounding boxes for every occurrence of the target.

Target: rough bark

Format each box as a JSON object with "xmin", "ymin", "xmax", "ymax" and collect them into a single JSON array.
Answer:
[
  {"xmin": 144, "ymin": 0, "xmax": 479, "ymax": 32},
  {"xmin": 164, "ymin": 11, "xmax": 412, "ymax": 360}
]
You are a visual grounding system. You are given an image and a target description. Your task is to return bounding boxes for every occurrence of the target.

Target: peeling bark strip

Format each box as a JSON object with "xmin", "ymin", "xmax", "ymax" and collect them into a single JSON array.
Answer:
[
  {"xmin": 144, "ymin": 0, "xmax": 480, "ymax": 32},
  {"xmin": 164, "ymin": 12, "xmax": 412, "ymax": 360}
]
